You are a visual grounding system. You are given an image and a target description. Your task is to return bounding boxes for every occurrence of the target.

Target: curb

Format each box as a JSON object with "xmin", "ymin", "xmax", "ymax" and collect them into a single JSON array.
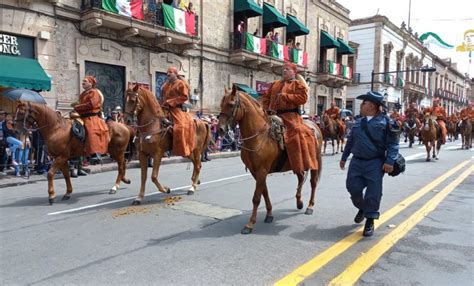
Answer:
[{"xmin": 0, "ymin": 151, "xmax": 240, "ymax": 189}]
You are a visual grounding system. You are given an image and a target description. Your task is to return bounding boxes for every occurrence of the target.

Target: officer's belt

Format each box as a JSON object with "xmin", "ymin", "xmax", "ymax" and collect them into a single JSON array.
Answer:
[
  {"xmin": 353, "ymin": 155, "xmax": 384, "ymax": 161},
  {"xmin": 276, "ymin": 108, "xmax": 299, "ymax": 115},
  {"xmin": 80, "ymin": 112, "xmax": 101, "ymax": 118}
]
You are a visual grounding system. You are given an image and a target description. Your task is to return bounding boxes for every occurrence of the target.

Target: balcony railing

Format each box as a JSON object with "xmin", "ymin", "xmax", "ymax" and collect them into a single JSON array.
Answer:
[
  {"xmin": 81, "ymin": 0, "xmax": 199, "ymax": 38},
  {"xmin": 352, "ymin": 73, "xmax": 360, "ymax": 84},
  {"xmin": 231, "ymin": 33, "xmax": 308, "ymax": 67},
  {"xmin": 317, "ymin": 61, "xmax": 352, "ymax": 80}
]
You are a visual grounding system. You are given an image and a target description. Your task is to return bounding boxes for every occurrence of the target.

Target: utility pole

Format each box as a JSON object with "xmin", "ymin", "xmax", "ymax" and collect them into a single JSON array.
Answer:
[{"xmin": 408, "ymin": 0, "xmax": 412, "ymax": 28}]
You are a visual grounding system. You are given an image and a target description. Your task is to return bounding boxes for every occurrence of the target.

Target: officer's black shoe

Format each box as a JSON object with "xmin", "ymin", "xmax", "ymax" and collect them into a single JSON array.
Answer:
[
  {"xmin": 363, "ymin": 218, "xmax": 374, "ymax": 237},
  {"xmin": 354, "ymin": 209, "xmax": 364, "ymax": 224}
]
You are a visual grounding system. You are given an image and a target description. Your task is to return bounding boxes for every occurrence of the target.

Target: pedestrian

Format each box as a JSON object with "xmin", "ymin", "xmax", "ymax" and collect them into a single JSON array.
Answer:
[
  {"xmin": 339, "ymin": 91, "xmax": 400, "ymax": 237},
  {"xmin": 295, "ymin": 42, "xmax": 301, "ymax": 50},
  {"xmin": 253, "ymin": 28, "xmax": 259, "ymax": 37},
  {"xmin": 0, "ymin": 110, "xmax": 7, "ymax": 175},
  {"xmin": 235, "ymin": 20, "xmax": 245, "ymax": 49},
  {"xmin": 274, "ymin": 32, "xmax": 280, "ymax": 43}
]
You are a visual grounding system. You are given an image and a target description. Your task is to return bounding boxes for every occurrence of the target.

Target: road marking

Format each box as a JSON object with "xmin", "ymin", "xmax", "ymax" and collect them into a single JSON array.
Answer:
[
  {"xmin": 47, "ymin": 174, "xmax": 251, "ymax": 216},
  {"xmin": 329, "ymin": 165, "xmax": 473, "ymax": 286},
  {"xmin": 273, "ymin": 159, "xmax": 471, "ymax": 286},
  {"xmin": 403, "ymin": 152, "xmax": 426, "ymax": 161}
]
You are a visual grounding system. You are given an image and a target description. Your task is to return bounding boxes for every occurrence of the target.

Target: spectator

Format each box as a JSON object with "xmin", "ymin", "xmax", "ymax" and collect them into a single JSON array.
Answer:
[
  {"xmin": 274, "ymin": 32, "xmax": 280, "ymax": 43},
  {"xmin": 4, "ymin": 113, "xmax": 23, "ymax": 170},
  {"xmin": 253, "ymin": 28, "xmax": 259, "ymax": 37},
  {"xmin": 295, "ymin": 42, "xmax": 301, "ymax": 50},
  {"xmin": 265, "ymin": 30, "xmax": 274, "ymax": 41},
  {"xmin": 234, "ymin": 20, "xmax": 245, "ymax": 49},
  {"xmin": 187, "ymin": 2, "xmax": 195, "ymax": 13},
  {"xmin": 16, "ymin": 131, "xmax": 31, "ymax": 177},
  {"xmin": 265, "ymin": 31, "xmax": 274, "ymax": 56},
  {"xmin": 287, "ymin": 38, "xmax": 295, "ymax": 48},
  {"xmin": 0, "ymin": 110, "xmax": 7, "ymax": 175},
  {"xmin": 177, "ymin": 0, "xmax": 187, "ymax": 10}
]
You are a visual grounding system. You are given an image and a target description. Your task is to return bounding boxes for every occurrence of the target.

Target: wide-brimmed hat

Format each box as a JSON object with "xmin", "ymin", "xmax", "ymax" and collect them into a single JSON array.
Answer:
[{"xmin": 356, "ymin": 91, "xmax": 386, "ymax": 108}]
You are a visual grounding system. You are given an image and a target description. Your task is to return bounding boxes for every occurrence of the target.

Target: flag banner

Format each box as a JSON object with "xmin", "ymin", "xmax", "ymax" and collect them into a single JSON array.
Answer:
[
  {"xmin": 260, "ymin": 38, "xmax": 267, "ymax": 55},
  {"xmin": 297, "ymin": 50, "xmax": 304, "ymax": 65},
  {"xmin": 291, "ymin": 49, "xmax": 299, "ymax": 64},
  {"xmin": 245, "ymin": 34, "xmax": 266, "ymax": 54},
  {"xmin": 162, "ymin": 3, "xmax": 195, "ymax": 35},
  {"xmin": 419, "ymin": 32, "xmax": 454, "ymax": 49},
  {"xmin": 102, "ymin": 0, "xmax": 144, "ymax": 20},
  {"xmin": 342, "ymin": 65, "xmax": 352, "ymax": 79},
  {"xmin": 328, "ymin": 61, "xmax": 340, "ymax": 75},
  {"xmin": 283, "ymin": 46, "xmax": 290, "ymax": 61},
  {"xmin": 277, "ymin": 43, "xmax": 284, "ymax": 60},
  {"xmin": 302, "ymin": 52, "xmax": 308, "ymax": 67}
]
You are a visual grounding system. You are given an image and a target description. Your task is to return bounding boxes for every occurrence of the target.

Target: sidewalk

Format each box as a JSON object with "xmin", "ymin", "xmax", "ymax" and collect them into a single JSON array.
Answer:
[{"xmin": 0, "ymin": 151, "xmax": 240, "ymax": 189}]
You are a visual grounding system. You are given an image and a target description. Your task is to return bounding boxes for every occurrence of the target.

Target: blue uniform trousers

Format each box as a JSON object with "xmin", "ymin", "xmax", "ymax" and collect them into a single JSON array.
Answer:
[{"xmin": 346, "ymin": 157, "xmax": 384, "ymax": 219}]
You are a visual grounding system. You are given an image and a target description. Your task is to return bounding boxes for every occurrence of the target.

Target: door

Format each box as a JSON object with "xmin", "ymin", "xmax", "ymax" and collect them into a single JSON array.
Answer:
[
  {"xmin": 85, "ymin": 61, "xmax": 125, "ymax": 115},
  {"xmin": 155, "ymin": 72, "xmax": 168, "ymax": 103}
]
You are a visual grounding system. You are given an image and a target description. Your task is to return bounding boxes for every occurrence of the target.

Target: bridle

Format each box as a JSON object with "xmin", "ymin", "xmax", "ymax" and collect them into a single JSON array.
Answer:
[{"xmin": 14, "ymin": 102, "xmax": 50, "ymax": 132}]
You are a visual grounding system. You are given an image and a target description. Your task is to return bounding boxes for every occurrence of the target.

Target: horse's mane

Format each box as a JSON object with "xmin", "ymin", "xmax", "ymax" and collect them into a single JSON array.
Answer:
[
  {"xmin": 137, "ymin": 87, "xmax": 164, "ymax": 117},
  {"xmin": 31, "ymin": 103, "xmax": 67, "ymax": 128}
]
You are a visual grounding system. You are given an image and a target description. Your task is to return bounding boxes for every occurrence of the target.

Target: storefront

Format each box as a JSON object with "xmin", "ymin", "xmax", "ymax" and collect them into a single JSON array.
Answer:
[{"xmin": 0, "ymin": 32, "xmax": 51, "ymax": 112}]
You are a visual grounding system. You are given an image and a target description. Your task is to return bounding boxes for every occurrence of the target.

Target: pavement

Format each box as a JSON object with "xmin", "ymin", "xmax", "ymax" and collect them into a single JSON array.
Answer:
[{"xmin": 0, "ymin": 151, "xmax": 240, "ymax": 189}]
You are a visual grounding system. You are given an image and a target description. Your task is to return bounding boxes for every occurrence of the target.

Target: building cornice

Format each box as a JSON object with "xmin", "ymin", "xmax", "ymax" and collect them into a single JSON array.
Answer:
[{"xmin": 312, "ymin": 0, "xmax": 351, "ymax": 25}]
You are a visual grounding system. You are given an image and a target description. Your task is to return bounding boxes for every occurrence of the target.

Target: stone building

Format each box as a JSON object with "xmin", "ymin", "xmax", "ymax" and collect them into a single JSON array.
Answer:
[
  {"xmin": 0, "ymin": 0, "xmax": 354, "ymax": 115},
  {"xmin": 347, "ymin": 15, "xmax": 470, "ymax": 115}
]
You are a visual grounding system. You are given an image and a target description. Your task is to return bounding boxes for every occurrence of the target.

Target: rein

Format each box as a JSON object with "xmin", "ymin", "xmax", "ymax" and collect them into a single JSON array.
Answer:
[{"xmin": 15, "ymin": 102, "xmax": 50, "ymax": 132}]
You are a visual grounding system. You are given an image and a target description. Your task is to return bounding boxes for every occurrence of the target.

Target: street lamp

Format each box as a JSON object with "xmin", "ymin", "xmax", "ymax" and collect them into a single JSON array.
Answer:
[{"xmin": 370, "ymin": 66, "xmax": 436, "ymax": 92}]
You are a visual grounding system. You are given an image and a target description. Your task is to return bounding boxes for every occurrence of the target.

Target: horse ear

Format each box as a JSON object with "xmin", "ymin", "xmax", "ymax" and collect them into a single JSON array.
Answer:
[
  {"xmin": 231, "ymin": 84, "xmax": 237, "ymax": 95},
  {"xmin": 133, "ymin": 83, "xmax": 139, "ymax": 92}
]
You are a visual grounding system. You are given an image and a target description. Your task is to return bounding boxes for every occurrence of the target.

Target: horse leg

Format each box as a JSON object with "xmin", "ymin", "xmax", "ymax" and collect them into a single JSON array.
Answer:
[
  {"xmin": 323, "ymin": 139, "xmax": 327, "ymax": 154},
  {"xmin": 60, "ymin": 162, "xmax": 73, "ymax": 201},
  {"xmin": 295, "ymin": 172, "xmax": 305, "ymax": 210},
  {"xmin": 132, "ymin": 152, "xmax": 149, "ymax": 205},
  {"xmin": 335, "ymin": 138, "xmax": 339, "ymax": 154},
  {"xmin": 261, "ymin": 185, "xmax": 273, "ymax": 223},
  {"xmin": 242, "ymin": 172, "xmax": 267, "ymax": 234},
  {"xmin": 109, "ymin": 149, "xmax": 130, "ymax": 194},
  {"xmin": 46, "ymin": 157, "xmax": 67, "ymax": 204},
  {"xmin": 331, "ymin": 139, "xmax": 335, "ymax": 155},
  {"xmin": 305, "ymin": 169, "xmax": 319, "ymax": 215},
  {"xmin": 425, "ymin": 141, "xmax": 431, "ymax": 162},
  {"xmin": 340, "ymin": 137, "xmax": 344, "ymax": 153},
  {"xmin": 187, "ymin": 149, "xmax": 202, "ymax": 195},
  {"xmin": 150, "ymin": 150, "xmax": 171, "ymax": 195}
]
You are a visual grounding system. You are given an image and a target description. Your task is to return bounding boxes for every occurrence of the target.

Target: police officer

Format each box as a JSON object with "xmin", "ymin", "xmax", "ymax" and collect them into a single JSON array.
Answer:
[{"xmin": 339, "ymin": 91, "xmax": 400, "ymax": 237}]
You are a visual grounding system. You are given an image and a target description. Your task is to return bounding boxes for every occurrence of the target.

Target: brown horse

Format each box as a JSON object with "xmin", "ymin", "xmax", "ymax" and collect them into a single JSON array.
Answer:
[
  {"xmin": 14, "ymin": 102, "xmax": 132, "ymax": 204},
  {"xmin": 420, "ymin": 113, "xmax": 442, "ymax": 161},
  {"xmin": 403, "ymin": 113, "xmax": 418, "ymax": 148},
  {"xmin": 321, "ymin": 114, "xmax": 344, "ymax": 155},
  {"xmin": 123, "ymin": 86, "xmax": 211, "ymax": 204},
  {"xmin": 218, "ymin": 86, "xmax": 323, "ymax": 234},
  {"xmin": 446, "ymin": 120, "xmax": 457, "ymax": 142},
  {"xmin": 459, "ymin": 117, "xmax": 472, "ymax": 149}
]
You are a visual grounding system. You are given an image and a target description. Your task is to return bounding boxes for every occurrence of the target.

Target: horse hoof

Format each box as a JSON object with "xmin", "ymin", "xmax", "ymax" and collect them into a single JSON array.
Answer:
[
  {"xmin": 49, "ymin": 198, "xmax": 54, "ymax": 205},
  {"xmin": 435, "ymin": 157, "xmax": 439, "ymax": 160},
  {"xmin": 165, "ymin": 187, "xmax": 171, "ymax": 194},
  {"xmin": 187, "ymin": 190, "xmax": 195, "ymax": 195},
  {"xmin": 61, "ymin": 195, "xmax": 70, "ymax": 201},
  {"xmin": 109, "ymin": 189, "xmax": 117, "ymax": 194},
  {"xmin": 305, "ymin": 208, "xmax": 314, "ymax": 215},
  {"xmin": 197, "ymin": 180, "xmax": 201, "ymax": 185},
  {"xmin": 297, "ymin": 201, "xmax": 304, "ymax": 210},
  {"xmin": 123, "ymin": 179, "xmax": 131, "ymax": 184},
  {"xmin": 426, "ymin": 158, "xmax": 430, "ymax": 162},
  {"xmin": 264, "ymin": 215, "xmax": 274, "ymax": 223},
  {"xmin": 241, "ymin": 226, "xmax": 253, "ymax": 235},
  {"xmin": 132, "ymin": 200, "xmax": 141, "ymax": 205}
]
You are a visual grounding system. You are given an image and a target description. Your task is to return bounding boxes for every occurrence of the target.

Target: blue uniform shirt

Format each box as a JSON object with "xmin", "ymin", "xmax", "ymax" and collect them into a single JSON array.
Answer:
[{"xmin": 341, "ymin": 113, "xmax": 400, "ymax": 165}]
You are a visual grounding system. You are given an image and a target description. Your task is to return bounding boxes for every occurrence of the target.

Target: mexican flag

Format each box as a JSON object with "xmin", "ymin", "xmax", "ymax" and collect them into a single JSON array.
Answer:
[
  {"xmin": 292, "ymin": 49, "xmax": 306, "ymax": 66},
  {"xmin": 245, "ymin": 33, "xmax": 266, "ymax": 54},
  {"xmin": 397, "ymin": 76, "xmax": 405, "ymax": 87},
  {"xmin": 271, "ymin": 42, "xmax": 284, "ymax": 60},
  {"xmin": 328, "ymin": 61, "xmax": 340, "ymax": 75},
  {"xmin": 102, "ymin": 0, "xmax": 144, "ymax": 20},
  {"xmin": 162, "ymin": 3, "xmax": 196, "ymax": 35},
  {"xmin": 342, "ymin": 65, "xmax": 352, "ymax": 79}
]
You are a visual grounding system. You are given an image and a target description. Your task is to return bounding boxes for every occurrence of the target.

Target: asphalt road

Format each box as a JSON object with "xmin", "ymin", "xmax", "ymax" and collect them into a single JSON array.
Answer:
[{"xmin": 1, "ymin": 140, "xmax": 473, "ymax": 286}]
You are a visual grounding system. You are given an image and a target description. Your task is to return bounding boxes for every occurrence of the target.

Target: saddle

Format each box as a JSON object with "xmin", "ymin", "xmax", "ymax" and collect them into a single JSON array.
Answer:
[
  {"xmin": 269, "ymin": 115, "xmax": 286, "ymax": 150},
  {"xmin": 69, "ymin": 111, "xmax": 86, "ymax": 143}
]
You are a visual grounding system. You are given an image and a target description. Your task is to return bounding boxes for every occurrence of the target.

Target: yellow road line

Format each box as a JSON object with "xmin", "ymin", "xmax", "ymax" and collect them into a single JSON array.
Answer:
[
  {"xmin": 330, "ymin": 165, "xmax": 473, "ymax": 286},
  {"xmin": 274, "ymin": 160, "xmax": 471, "ymax": 286}
]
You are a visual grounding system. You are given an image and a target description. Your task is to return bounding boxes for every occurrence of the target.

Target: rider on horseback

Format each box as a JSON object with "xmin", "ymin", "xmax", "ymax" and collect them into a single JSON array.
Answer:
[
  {"xmin": 73, "ymin": 76, "xmax": 109, "ymax": 157},
  {"xmin": 161, "ymin": 66, "xmax": 196, "ymax": 157},
  {"xmin": 404, "ymin": 102, "xmax": 421, "ymax": 128},
  {"xmin": 262, "ymin": 62, "xmax": 318, "ymax": 174},
  {"xmin": 425, "ymin": 98, "xmax": 447, "ymax": 144},
  {"xmin": 323, "ymin": 100, "xmax": 345, "ymax": 134}
]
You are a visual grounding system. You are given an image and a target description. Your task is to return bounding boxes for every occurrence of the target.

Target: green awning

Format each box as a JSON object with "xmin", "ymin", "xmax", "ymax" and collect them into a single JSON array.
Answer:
[
  {"xmin": 0, "ymin": 55, "xmax": 51, "ymax": 91},
  {"xmin": 234, "ymin": 83, "xmax": 259, "ymax": 99},
  {"xmin": 234, "ymin": 0, "xmax": 262, "ymax": 18},
  {"xmin": 320, "ymin": 31, "xmax": 340, "ymax": 49},
  {"xmin": 286, "ymin": 14, "xmax": 309, "ymax": 36},
  {"xmin": 337, "ymin": 38, "xmax": 355, "ymax": 55},
  {"xmin": 263, "ymin": 2, "xmax": 288, "ymax": 28}
]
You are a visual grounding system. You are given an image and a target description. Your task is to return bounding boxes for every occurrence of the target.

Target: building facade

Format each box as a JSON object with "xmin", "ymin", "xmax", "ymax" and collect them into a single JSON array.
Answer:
[
  {"xmin": 1, "ymin": 0, "xmax": 355, "ymax": 115},
  {"xmin": 346, "ymin": 15, "xmax": 470, "ymax": 116}
]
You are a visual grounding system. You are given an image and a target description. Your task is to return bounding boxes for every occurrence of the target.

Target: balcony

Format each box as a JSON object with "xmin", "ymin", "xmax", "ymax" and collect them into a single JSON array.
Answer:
[
  {"xmin": 404, "ymin": 81, "xmax": 425, "ymax": 95},
  {"xmin": 315, "ymin": 60, "xmax": 352, "ymax": 87},
  {"xmin": 229, "ymin": 33, "xmax": 308, "ymax": 72},
  {"xmin": 80, "ymin": 1, "xmax": 199, "ymax": 46}
]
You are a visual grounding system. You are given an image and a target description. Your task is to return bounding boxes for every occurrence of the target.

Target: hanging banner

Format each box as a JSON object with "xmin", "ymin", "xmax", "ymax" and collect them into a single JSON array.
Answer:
[
  {"xmin": 419, "ymin": 32, "xmax": 454, "ymax": 49},
  {"xmin": 455, "ymin": 29, "xmax": 474, "ymax": 52}
]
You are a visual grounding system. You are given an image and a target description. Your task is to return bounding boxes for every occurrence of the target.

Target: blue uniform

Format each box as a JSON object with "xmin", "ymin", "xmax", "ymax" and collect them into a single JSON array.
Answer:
[{"xmin": 341, "ymin": 113, "xmax": 400, "ymax": 219}]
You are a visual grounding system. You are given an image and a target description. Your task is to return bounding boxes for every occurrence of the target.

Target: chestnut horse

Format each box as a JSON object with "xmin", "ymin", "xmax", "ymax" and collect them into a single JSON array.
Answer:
[
  {"xmin": 420, "ymin": 113, "xmax": 442, "ymax": 161},
  {"xmin": 14, "ymin": 102, "xmax": 132, "ymax": 204},
  {"xmin": 218, "ymin": 86, "xmax": 323, "ymax": 234},
  {"xmin": 459, "ymin": 117, "xmax": 472, "ymax": 149},
  {"xmin": 403, "ymin": 113, "xmax": 418, "ymax": 148},
  {"xmin": 123, "ymin": 86, "xmax": 211, "ymax": 204},
  {"xmin": 446, "ymin": 120, "xmax": 457, "ymax": 142},
  {"xmin": 321, "ymin": 114, "xmax": 344, "ymax": 155}
]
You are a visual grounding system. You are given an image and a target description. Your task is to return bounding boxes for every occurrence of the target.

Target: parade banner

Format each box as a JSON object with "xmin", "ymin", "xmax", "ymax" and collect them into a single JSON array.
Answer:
[
  {"xmin": 455, "ymin": 29, "xmax": 474, "ymax": 52},
  {"xmin": 162, "ymin": 4, "xmax": 195, "ymax": 35},
  {"xmin": 419, "ymin": 32, "xmax": 453, "ymax": 49},
  {"xmin": 102, "ymin": 0, "xmax": 144, "ymax": 20},
  {"xmin": 245, "ymin": 33, "xmax": 266, "ymax": 55}
]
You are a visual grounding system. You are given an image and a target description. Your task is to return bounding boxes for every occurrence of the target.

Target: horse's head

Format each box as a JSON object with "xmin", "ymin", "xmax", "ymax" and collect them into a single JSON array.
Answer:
[
  {"xmin": 218, "ymin": 85, "xmax": 243, "ymax": 136},
  {"xmin": 124, "ymin": 84, "xmax": 142, "ymax": 122},
  {"xmin": 13, "ymin": 101, "xmax": 36, "ymax": 133}
]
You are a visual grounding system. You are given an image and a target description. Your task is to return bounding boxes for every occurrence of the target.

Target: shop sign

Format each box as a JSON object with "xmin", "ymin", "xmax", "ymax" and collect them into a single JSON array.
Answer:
[
  {"xmin": 256, "ymin": 81, "xmax": 271, "ymax": 94},
  {"xmin": 0, "ymin": 33, "xmax": 34, "ymax": 58}
]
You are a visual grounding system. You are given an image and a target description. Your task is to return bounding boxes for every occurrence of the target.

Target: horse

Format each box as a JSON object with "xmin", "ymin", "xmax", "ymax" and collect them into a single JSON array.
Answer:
[
  {"xmin": 403, "ymin": 114, "xmax": 418, "ymax": 148},
  {"xmin": 123, "ymin": 85, "xmax": 211, "ymax": 204},
  {"xmin": 446, "ymin": 120, "xmax": 457, "ymax": 142},
  {"xmin": 321, "ymin": 114, "xmax": 344, "ymax": 155},
  {"xmin": 459, "ymin": 117, "xmax": 472, "ymax": 149},
  {"xmin": 420, "ymin": 113, "xmax": 442, "ymax": 161},
  {"xmin": 218, "ymin": 86, "xmax": 323, "ymax": 234},
  {"xmin": 14, "ymin": 102, "xmax": 133, "ymax": 204}
]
